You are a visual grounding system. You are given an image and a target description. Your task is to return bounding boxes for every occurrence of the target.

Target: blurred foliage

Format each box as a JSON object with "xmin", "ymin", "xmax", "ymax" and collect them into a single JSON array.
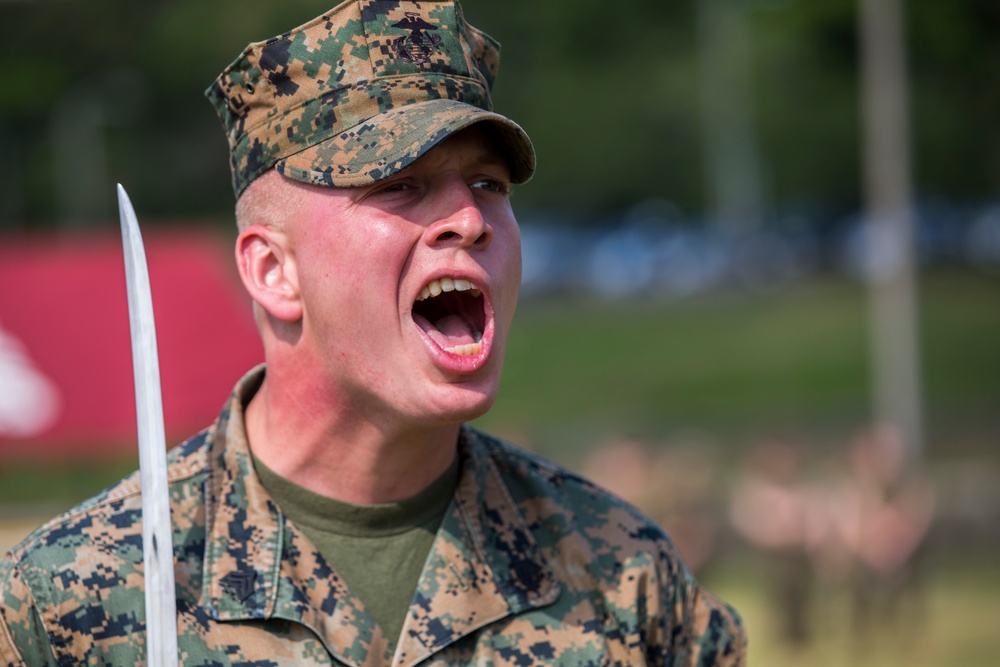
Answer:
[{"xmin": 0, "ymin": 0, "xmax": 997, "ymax": 229}]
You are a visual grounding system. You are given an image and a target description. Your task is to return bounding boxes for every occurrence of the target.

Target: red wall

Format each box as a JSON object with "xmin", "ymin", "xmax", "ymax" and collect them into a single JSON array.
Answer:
[{"xmin": 0, "ymin": 229, "xmax": 263, "ymax": 459}]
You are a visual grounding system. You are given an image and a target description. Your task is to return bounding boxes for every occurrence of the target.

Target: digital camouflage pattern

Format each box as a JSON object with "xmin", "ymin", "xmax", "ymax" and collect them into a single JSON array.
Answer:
[
  {"xmin": 206, "ymin": 0, "xmax": 535, "ymax": 197},
  {"xmin": 0, "ymin": 367, "xmax": 746, "ymax": 666}
]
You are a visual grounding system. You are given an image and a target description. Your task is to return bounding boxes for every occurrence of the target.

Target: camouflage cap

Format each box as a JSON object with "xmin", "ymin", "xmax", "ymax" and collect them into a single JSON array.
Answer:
[{"xmin": 206, "ymin": 0, "xmax": 534, "ymax": 197}]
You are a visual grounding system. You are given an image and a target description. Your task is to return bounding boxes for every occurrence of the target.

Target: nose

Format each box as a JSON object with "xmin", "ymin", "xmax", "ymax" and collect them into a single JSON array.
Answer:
[{"xmin": 423, "ymin": 182, "xmax": 492, "ymax": 250}]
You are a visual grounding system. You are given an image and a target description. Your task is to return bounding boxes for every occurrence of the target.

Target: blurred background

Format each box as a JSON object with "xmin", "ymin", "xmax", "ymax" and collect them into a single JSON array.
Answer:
[{"xmin": 1, "ymin": 0, "xmax": 997, "ymax": 664}]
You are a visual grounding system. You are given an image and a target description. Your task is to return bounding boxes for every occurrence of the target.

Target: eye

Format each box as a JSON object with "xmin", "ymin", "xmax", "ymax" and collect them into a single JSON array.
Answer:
[
  {"xmin": 377, "ymin": 180, "xmax": 412, "ymax": 194},
  {"xmin": 471, "ymin": 178, "xmax": 509, "ymax": 194},
  {"xmin": 363, "ymin": 178, "xmax": 416, "ymax": 201}
]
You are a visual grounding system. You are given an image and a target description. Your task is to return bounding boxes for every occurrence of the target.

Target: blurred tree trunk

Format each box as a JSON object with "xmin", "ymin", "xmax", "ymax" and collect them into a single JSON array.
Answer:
[
  {"xmin": 698, "ymin": 0, "xmax": 766, "ymax": 234},
  {"xmin": 859, "ymin": 0, "xmax": 924, "ymax": 464}
]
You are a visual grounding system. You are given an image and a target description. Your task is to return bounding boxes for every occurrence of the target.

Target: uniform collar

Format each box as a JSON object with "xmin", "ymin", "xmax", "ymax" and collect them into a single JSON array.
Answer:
[{"xmin": 202, "ymin": 366, "xmax": 560, "ymax": 667}]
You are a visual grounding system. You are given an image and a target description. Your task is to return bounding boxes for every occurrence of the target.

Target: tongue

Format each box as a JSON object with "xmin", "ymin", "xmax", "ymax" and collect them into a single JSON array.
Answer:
[{"xmin": 424, "ymin": 314, "xmax": 479, "ymax": 349}]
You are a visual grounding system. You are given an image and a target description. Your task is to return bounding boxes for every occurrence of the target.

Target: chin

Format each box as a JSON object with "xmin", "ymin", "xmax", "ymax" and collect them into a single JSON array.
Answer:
[{"xmin": 423, "ymin": 380, "xmax": 499, "ymax": 425}]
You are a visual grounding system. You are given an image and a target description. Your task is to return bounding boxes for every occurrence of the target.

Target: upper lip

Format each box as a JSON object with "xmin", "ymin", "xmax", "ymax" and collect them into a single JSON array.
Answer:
[{"xmin": 411, "ymin": 270, "xmax": 491, "ymax": 308}]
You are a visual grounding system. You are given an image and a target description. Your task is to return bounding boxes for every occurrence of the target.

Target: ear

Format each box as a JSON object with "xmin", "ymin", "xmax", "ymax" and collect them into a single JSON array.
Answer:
[{"xmin": 235, "ymin": 225, "xmax": 303, "ymax": 323}]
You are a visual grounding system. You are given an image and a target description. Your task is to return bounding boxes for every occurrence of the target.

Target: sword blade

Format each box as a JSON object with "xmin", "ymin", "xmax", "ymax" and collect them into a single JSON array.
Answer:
[{"xmin": 117, "ymin": 184, "xmax": 179, "ymax": 667}]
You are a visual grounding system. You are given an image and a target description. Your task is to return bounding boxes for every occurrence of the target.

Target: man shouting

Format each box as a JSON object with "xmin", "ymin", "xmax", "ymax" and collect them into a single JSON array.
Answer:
[{"xmin": 0, "ymin": 2, "xmax": 745, "ymax": 665}]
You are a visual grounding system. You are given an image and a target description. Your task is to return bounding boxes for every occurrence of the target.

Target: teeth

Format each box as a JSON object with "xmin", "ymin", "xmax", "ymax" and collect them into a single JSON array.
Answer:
[
  {"xmin": 444, "ymin": 342, "xmax": 482, "ymax": 356},
  {"xmin": 417, "ymin": 278, "xmax": 481, "ymax": 301}
]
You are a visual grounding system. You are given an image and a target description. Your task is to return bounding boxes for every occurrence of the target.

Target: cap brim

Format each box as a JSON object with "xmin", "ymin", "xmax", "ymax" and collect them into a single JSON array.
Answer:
[{"xmin": 275, "ymin": 99, "xmax": 535, "ymax": 188}]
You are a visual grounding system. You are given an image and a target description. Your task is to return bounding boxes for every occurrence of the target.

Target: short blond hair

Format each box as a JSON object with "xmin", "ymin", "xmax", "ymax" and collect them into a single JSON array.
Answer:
[{"xmin": 234, "ymin": 169, "xmax": 300, "ymax": 232}]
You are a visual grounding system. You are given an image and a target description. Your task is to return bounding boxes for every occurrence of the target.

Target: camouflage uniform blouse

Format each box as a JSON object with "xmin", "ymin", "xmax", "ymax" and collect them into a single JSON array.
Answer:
[{"xmin": 0, "ymin": 368, "xmax": 746, "ymax": 666}]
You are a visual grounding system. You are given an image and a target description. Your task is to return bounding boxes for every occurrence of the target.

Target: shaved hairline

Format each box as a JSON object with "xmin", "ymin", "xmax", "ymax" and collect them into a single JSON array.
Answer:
[{"xmin": 235, "ymin": 169, "xmax": 300, "ymax": 232}]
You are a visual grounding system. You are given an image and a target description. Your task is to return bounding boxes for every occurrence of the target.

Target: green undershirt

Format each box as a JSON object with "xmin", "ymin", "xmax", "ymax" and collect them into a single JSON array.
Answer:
[{"xmin": 253, "ymin": 454, "xmax": 459, "ymax": 651}]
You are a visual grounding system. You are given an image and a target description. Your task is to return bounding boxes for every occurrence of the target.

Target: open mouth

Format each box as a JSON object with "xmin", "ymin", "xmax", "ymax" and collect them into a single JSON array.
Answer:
[{"xmin": 411, "ymin": 277, "xmax": 486, "ymax": 356}]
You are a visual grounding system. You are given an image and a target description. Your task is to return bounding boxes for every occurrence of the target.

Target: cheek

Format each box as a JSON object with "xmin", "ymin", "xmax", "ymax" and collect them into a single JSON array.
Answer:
[
  {"xmin": 314, "ymin": 222, "xmax": 418, "ymax": 322},
  {"xmin": 368, "ymin": 220, "xmax": 415, "ymax": 262},
  {"xmin": 491, "ymin": 225, "xmax": 522, "ymax": 316},
  {"xmin": 510, "ymin": 233, "xmax": 523, "ymax": 285},
  {"xmin": 300, "ymin": 217, "xmax": 405, "ymax": 280},
  {"xmin": 364, "ymin": 221, "xmax": 420, "ymax": 302},
  {"xmin": 293, "ymin": 224, "xmax": 365, "ymax": 315},
  {"xmin": 497, "ymin": 223, "xmax": 522, "ymax": 286}
]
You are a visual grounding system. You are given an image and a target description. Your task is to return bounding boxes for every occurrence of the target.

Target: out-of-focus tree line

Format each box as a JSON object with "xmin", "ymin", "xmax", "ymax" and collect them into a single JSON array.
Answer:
[{"xmin": 0, "ymin": 0, "xmax": 996, "ymax": 230}]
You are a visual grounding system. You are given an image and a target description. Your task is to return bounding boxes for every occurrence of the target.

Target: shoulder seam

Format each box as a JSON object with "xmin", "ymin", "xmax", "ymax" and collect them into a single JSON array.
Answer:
[{"xmin": 10, "ymin": 465, "xmax": 206, "ymax": 558}]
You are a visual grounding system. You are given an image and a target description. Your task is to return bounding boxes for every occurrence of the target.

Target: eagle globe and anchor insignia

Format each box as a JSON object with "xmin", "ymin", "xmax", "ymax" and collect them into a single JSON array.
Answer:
[{"xmin": 391, "ymin": 12, "xmax": 443, "ymax": 64}]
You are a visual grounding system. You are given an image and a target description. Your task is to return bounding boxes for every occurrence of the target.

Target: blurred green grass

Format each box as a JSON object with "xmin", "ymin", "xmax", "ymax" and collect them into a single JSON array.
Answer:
[
  {"xmin": 477, "ymin": 268, "xmax": 1000, "ymax": 465},
  {"xmin": 1, "ymin": 268, "xmax": 997, "ymax": 506},
  {"xmin": 709, "ymin": 554, "xmax": 1000, "ymax": 667}
]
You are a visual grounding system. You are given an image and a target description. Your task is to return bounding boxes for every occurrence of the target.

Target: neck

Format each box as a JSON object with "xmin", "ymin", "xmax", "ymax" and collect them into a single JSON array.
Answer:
[{"xmin": 244, "ymin": 369, "xmax": 460, "ymax": 505}]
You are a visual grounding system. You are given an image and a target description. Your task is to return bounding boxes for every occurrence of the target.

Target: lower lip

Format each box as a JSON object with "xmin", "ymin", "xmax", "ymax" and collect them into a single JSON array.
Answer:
[{"xmin": 415, "ymin": 321, "xmax": 494, "ymax": 374}]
